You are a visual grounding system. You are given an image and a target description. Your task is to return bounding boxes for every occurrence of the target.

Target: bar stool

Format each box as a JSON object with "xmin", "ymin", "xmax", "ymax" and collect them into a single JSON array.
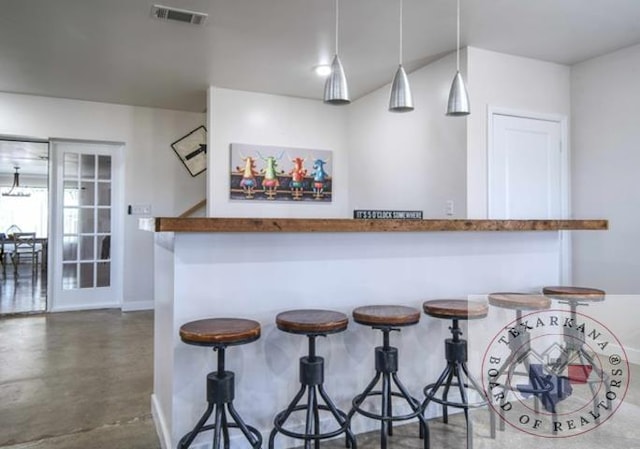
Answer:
[
  {"xmin": 487, "ymin": 293, "xmax": 556, "ymax": 430},
  {"xmin": 347, "ymin": 305, "xmax": 428, "ymax": 449},
  {"xmin": 269, "ymin": 309, "xmax": 357, "ymax": 449},
  {"xmin": 421, "ymin": 300, "xmax": 495, "ymax": 449},
  {"xmin": 542, "ymin": 286, "xmax": 609, "ymax": 414},
  {"xmin": 178, "ymin": 318, "xmax": 262, "ymax": 449}
]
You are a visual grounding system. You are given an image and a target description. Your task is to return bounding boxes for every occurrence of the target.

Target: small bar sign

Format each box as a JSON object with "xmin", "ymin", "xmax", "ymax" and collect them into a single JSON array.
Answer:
[{"xmin": 353, "ymin": 210, "xmax": 423, "ymax": 220}]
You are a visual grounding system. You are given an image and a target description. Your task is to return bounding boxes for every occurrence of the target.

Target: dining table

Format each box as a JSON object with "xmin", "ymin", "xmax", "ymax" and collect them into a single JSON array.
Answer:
[{"xmin": 0, "ymin": 233, "xmax": 48, "ymax": 272}]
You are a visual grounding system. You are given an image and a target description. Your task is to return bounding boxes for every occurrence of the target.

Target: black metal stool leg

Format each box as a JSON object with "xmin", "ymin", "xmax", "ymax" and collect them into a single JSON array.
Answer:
[
  {"xmin": 179, "ymin": 346, "xmax": 262, "ymax": 449},
  {"xmin": 348, "ymin": 327, "xmax": 428, "ymax": 449},
  {"xmin": 440, "ymin": 367, "xmax": 456, "ymax": 423},
  {"xmin": 304, "ymin": 387, "xmax": 316, "ymax": 449},
  {"xmin": 489, "ymin": 311, "xmax": 558, "ymax": 435},
  {"xmin": 391, "ymin": 372, "xmax": 429, "ymax": 443},
  {"xmin": 213, "ymin": 405, "xmax": 224, "ymax": 449},
  {"xmin": 179, "ymin": 403, "xmax": 215, "ymax": 449},
  {"xmin": 345, "ymin": 372, "xmax": 381, "ymax": 447},
  {"xmin": 316, "ymin": 384, "xmax": 357, "ymax": 449},
  {"xmin": 221, "ymin": 409, "xmax": 230, "ymax": 449},
  {"xmin": 269, "ymin": 385, "xmax": 308, "ymax": 449},
  {"xmin": 422, "ymin": 319, "xmax": 493, "ymax": 449},
  {"xmin": 271, "ymin": 334, "xmax": 356, "ymax": 449},
  {"xmin": 454, "ymin": 363, "xmax": 472, "ymax": 449},
  {"xmin": 226, "ymin": 402, "xmax": 262, "ymax": 447},
  {"xmin": 561, "ymin": 300, "xmax": 611, "ymax": 417},
  {"xmin": 381, "ymin": 372, "xmax": 390, "ymax": 448},
  {"xmin": 461, "ymin": 362, "xmax": 496, "ymax": 438}
]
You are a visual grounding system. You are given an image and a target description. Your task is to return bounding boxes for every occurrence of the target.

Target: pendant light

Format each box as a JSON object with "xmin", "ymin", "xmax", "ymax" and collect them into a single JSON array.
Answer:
[
  {"xmin": 446, "ymin": 0, "xmax": 470, "ymax": 116},
  {"xmin": 324, "ymin": 0, "xmax": 350, "ymax": 105},
  {"xmin": 2, "ymin": 166, "xmax": 31, "ymax": 197},
  {"xmin": 389, "ymin": 0, "xmax": 414, "ymax": 112}
]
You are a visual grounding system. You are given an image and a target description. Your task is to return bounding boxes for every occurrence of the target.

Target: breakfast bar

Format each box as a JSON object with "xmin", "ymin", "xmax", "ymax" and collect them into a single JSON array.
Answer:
[{"xmin": 144, "ymin": 217, "xmax": 606, "ymax": 449}]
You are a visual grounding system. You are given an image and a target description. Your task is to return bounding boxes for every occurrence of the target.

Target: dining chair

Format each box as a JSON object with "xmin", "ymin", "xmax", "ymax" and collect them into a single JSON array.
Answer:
[
  {"xmin": 11, "ymin": 232, "xmax": 39, "ymax": 276},
  {"xmin": 0, "ymin": 233, "xmax": 6, "ymax": 275}
]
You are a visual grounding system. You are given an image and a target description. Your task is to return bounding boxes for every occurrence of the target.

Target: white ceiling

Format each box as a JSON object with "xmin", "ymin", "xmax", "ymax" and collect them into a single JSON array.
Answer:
[
  {"xmin": 0, "ymin": 140, "xmax": 48, "ymax": 176},
  {"xmin": 1, "ymin": 0, "xmax": 640, "ymax": 112}
]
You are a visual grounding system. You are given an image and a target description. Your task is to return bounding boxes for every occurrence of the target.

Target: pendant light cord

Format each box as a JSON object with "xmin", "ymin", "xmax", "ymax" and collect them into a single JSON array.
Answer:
[
  {"xmin": 399, "ymin": 0, "xmax": 403, "ymax": 65},
  {"xmin": 456, "ymin": 0, "xmax": 460, "ymax": 72},
  {"xmin": 335, "ymin": 0, "xmax": 339, "ymax": 55}
]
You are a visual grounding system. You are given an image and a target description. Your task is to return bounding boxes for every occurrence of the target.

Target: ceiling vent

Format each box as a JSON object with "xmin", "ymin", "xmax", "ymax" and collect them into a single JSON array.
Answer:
[{"xmin": 151, "ymin": 5, "xmax": 208, "ymax": 26}]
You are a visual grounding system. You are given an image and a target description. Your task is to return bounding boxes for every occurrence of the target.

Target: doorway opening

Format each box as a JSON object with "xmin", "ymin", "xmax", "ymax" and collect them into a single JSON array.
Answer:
[{"xmin": 0, "ymin": 138, "xmax": 49, "ymax": 314}]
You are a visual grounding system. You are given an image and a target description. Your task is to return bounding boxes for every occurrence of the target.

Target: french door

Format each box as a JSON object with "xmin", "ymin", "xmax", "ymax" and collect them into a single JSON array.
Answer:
[{"xmin": 49, "ymin": 140, "xmax": 123, "ymax": 311}]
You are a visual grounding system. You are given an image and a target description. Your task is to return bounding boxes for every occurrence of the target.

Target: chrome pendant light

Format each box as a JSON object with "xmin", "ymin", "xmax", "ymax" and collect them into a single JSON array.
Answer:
[
  {"xmin": 324, "ymin": 0, "xmax": 350, "ymax": 105},
  {"xmin": 446, "ymin": 0, "xmax": 470, "ymax": 116},
  {"xmin": 389, "ymin": 0, "xmax": 413, "ymax": 112}
]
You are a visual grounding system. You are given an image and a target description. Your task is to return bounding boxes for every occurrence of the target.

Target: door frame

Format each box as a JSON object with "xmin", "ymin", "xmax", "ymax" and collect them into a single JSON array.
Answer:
[
  {"xmin": 487, "ymin": 106, "xmax": 571, "ymax": 283},
  {"xmin": 48, "ymin": 138, "xmax": 125, "ymax": 312}
]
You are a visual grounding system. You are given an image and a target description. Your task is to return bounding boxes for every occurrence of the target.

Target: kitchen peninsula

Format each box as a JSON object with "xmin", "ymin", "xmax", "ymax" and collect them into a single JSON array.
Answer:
[{"xmin": 145, "ymin": 217, "xmax": 606, "ymax": 449}]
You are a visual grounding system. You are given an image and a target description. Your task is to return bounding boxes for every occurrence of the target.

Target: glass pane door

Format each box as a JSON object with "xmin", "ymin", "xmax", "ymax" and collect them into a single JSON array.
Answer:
[
  {"xmin": 50, "ymin": 140, "xmax": 122, "ymax": 311},
  {"xmin": 62, "ymin": 153, "xmax": 111, "ymax": 290}
]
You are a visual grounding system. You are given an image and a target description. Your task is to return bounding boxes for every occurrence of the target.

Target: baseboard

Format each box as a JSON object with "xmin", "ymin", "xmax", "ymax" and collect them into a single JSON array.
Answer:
[
  {"xmin": 122, "ymin": 300, "xmax": 154, "ymax": 312},
  {"xmin": 49, "ymin": 302, "xmax": 120, "ymax": 312},
  {"xmin": 151, "ymin": 394, "xmax": 171, "ymax": 449}
]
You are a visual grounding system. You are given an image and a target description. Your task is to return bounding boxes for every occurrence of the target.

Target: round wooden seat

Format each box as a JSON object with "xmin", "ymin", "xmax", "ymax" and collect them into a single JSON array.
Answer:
[
  {"xmin": 180, "ymin": 318, "xmax": 261, "ymax": 346},
  {"xmin": 352, "ymin": 305, "xmax": 420, "ymax": 327},
  {"xmin": 276, "ymin": 309, "xmax": 348, "ymax": 334},
  {"xmin": 542, "ymin": 286, "xmax": 605, "ymax": 301},
  {"xmin": 488, "ymin": 292, "xmax": 551, "ymax": 311},
  {"xmin": 423, "ymin": 299, "xmax": 488, "ymax": 320}
]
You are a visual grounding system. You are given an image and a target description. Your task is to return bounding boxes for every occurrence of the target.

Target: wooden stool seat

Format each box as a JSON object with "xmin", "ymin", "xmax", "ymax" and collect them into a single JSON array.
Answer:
[
  {"xmin": 352, "ymin": 305, "xmax": 420, "ymax": 327},
  {"xmin": 180, "ymin": 318, "xmax": 261, "ymax": 346},
  {"xmin": 423, "ymin": 299, "xmax": 488, "ymax": 320},
  {"xmin": 488, "ymin": 292, "xmax": 551, "ymax": 310},
  {"xmin": 276, "ymin": 309, "xmax": 348, "ymax": 334},
  {"xmin": 542, "ymin": 286, "xmax": 605, "ymax": 301}
]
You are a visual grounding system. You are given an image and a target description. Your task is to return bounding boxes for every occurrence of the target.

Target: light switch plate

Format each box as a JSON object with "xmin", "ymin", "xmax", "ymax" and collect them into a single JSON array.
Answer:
[{"xmin": 130, "ymin": 204, "xmax": 152, "ymax": 215}]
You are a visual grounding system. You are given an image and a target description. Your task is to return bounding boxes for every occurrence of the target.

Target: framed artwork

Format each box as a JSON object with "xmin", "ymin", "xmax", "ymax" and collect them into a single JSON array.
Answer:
[
  {"xmin": 230, "ymin": 143, "xmax": 332, "ymax": 202},
  {"xmin": 171, "ymin": 126, "xmax": 207, "ymax": 177}
]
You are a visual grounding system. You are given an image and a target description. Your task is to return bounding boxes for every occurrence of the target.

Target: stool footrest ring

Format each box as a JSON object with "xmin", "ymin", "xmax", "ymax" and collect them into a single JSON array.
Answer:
[
  {"xmin": 352, "ymin": 391, "xmax": 424, "ymax": 422},
  {"xmin": 272, "ymin": 405, "xmax": 350, "ymax": 440},
  {"xmin": 423, "ymin": 382, "xmax": 489, "ymax": 409}
]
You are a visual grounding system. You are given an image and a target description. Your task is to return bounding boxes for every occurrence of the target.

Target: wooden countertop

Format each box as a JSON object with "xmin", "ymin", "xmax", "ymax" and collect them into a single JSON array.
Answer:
[{"xmin": 142, "ymin": 217, "xmax": 608, "ymax": 233}]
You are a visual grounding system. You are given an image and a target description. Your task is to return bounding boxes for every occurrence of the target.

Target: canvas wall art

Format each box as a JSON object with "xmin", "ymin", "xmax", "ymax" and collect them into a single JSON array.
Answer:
[{"xmin": 229, "ymin": 143, "xmax": 332, "ymax": 202}]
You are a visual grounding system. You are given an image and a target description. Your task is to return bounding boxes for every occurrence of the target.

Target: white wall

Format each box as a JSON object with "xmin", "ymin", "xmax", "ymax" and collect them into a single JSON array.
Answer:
[
  {"xmin": 207, "ymin": 87, "xmax": 349, "ymax": 218},
  {"xmin": 571, "ymin": 43, "xmax": 640, "ymax": 294},
  {"xmin": 348, "ymin": 52, "xmax": 467, "ymax": 217},
  {"xmin": 0, "ymin": 92, "xmax": 205, "ymax": 309},
  {"xmin": 466, "ymin": 47, "xmax": 571, "ymax": 218}
]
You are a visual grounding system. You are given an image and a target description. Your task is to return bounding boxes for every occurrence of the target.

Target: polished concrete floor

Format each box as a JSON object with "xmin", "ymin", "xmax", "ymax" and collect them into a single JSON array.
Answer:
[
  {"xmin": 0, "ymin": 264, "xmax": 46, "ymax": 315},
  {"xmin": 0, "ymin": 309, "xmax": 158, "ymax": 449},
  {"xmin": 1, "ymin": 310, "xmax": 638, "ymax": 449}
]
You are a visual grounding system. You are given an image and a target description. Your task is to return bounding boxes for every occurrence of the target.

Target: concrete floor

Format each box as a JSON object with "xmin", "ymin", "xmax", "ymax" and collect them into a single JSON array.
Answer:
[
  {"xmin": 1, "ymin": 310, "xmax": 638, "ymax": 449},
  {"xmin": 0, "ymin": 265, "xmax": 46, "ymax": 314},
  {"xmin": 0, "ymin": 309, "xmax": 158, "ymax": 449}
]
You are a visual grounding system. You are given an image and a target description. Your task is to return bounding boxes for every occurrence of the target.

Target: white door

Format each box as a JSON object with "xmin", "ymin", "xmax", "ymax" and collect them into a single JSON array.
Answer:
[
  {"xmin": 49, "ymin": 140, "xmax": 123, "ymax": 311},
  {"xmin": 488, "ymin": 114, "xmax": 565, "ymax": 219}
]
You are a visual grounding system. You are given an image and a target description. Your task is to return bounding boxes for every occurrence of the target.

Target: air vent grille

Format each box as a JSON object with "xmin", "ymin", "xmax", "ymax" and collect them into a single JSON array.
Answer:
[{"xmin": 151, "ymin": 5, "xmax": 207, "ymax": 26}]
